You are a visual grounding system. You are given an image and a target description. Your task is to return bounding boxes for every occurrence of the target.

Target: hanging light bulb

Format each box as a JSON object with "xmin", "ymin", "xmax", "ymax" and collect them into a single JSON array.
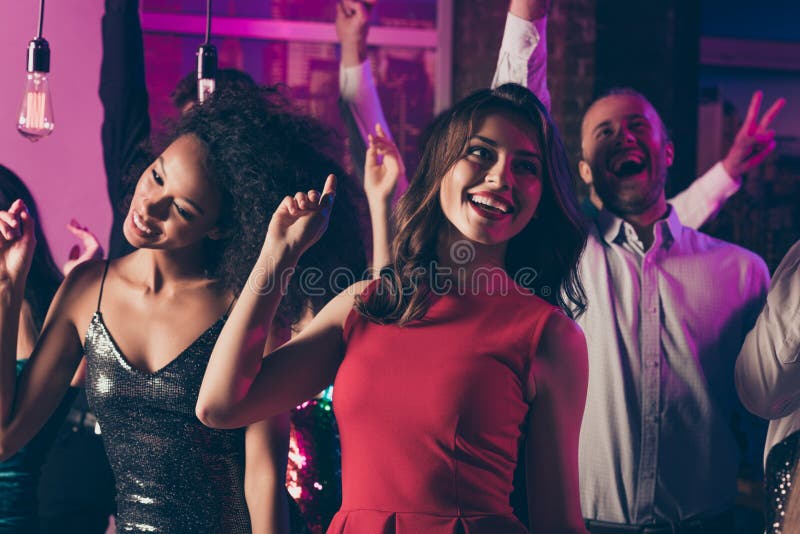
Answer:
[
  {"xmin": 196, "ymin": 0, "xmax": 217, "ymax": 104},
  {"xmin": 18, "ymin": 0, "xmax": 54, "ymax": 141},
  {"xmin": 197, "ymin": 43, "xmax": 217, "ymax": 104}
]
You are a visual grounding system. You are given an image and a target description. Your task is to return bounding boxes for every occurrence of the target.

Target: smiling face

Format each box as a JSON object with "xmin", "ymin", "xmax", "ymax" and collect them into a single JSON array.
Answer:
[
  {"xmin": 438, "ymin": 112, "xmax": 544, "ymax": 248},
  {"xmin": 124, "ymin": 134, "xmax": 223, "ymax": 251},
  {"xmin": 579, "ymin": 93, "xmax": 673, "ymax": 217}
]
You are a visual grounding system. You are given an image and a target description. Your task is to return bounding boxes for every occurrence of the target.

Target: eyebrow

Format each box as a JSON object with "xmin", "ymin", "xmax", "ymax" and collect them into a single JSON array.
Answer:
[
  {"xmin": 472, "ymin": 135, "xmax": 541, "ymax": 159},
  {"xmin": 158, "ymin": 156, "xmax": 206, "ymax": 215}
]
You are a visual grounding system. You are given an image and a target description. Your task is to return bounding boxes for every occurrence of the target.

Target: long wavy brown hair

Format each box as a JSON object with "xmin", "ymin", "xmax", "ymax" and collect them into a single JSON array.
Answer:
[{"xmin": 356, "ymin": 83, "xmax": 587, "ymax": 325}]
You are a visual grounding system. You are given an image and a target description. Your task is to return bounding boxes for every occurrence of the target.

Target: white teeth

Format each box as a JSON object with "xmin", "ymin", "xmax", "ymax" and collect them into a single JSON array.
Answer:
[
  {"xmin": 470, "ymin": 194, "xmax": 511, "ymax": 214},
  {"xmin": 133, "ymin": 212, "xmax": 153, "ymax": 235}
]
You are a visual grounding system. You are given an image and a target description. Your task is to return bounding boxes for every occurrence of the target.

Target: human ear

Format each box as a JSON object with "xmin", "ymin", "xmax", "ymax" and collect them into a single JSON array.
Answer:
[
  {"xmin": 664, "ymin": 141, "xmax": 675, "ymax": 168},
  {"xmin": 578, "ymin": 160, "xmax": 593, "ymax": 186}
]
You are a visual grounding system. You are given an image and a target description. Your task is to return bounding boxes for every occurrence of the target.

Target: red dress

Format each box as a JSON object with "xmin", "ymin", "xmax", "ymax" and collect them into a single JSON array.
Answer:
[{"xmin": 328, "ymin": 280, "xmax": 557, "ymax": 533}]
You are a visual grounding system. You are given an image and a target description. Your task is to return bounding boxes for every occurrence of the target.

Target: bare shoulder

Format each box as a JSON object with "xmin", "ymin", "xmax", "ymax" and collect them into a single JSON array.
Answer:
[
  {"xmin": 54, "ymin": 259, "xmax": 108, "ymax": 333},
  {"xmin": 536, "ymin": 311, "xmax": 587, "ymax": 370},
  {"xmin": 316, "ymin": 280, "xmax": 373, "ymax": 329}
]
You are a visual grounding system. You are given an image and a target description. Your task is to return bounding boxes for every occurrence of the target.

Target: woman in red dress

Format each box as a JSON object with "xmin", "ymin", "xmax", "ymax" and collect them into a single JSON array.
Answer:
[{"xmin": 198, "ymin": 83, "xmax": 589, "ymax": 533}]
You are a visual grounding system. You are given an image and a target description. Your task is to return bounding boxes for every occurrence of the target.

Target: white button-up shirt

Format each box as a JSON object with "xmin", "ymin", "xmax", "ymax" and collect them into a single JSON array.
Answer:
[
  {"xmin": 576, "ymin": 207, "xmax": 769, "ymax": 524},
  {"xmin": 735, "ymin": 240, "xmax": 800, "ymax": 465}
]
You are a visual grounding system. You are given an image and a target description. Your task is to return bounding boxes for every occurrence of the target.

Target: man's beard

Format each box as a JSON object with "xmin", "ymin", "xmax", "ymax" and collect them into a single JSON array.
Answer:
[{"xmin": 593, "ymin": 161, "xmax": 668, "ymax": 217}]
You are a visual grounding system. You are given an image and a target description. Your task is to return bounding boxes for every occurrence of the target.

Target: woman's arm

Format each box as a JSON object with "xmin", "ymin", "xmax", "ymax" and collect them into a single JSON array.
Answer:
[
  {"xmin": 244, "ymin": 325, "xmax": 291, "ymax": 534},
  {"xmin": 0, "ymin": 201, "xmax": 88, "ymax": 460},
  {"xmin": 525, "ymin": 312, "xmax": 588, "ymax": 534},
  {"xmin": 364, "ymin": 125, "xmax": 404, "ymax": 276},
  {"xmin": 197, "ymin": 175, "xmax": 363, "ymax": 429},
  {"xmin": 245, "ymin": 415, "xmax": 291, "ymax": 534}
]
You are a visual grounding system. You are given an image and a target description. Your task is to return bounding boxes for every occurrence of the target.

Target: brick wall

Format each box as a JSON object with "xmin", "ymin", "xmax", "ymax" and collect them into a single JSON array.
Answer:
[{"xmin": 452, "ymin": 0, "xmax": 596, "ymax": 181}]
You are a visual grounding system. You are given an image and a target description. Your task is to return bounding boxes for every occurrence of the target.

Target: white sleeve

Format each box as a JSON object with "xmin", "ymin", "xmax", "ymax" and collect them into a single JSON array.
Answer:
[
  {"xmin": 491, "ymin": 12, "xmax": 550, "ymax": 112},
  {"xmin": 735, "ymin": 241, "xmax": 800, "ymax": 420},
  {"xmin": 669, "ymin": 161, "xmax": 741, "ymax": 229},
  {"xmin": 339, "ymin": 60, "xmax": 393, "ymax": 143}
]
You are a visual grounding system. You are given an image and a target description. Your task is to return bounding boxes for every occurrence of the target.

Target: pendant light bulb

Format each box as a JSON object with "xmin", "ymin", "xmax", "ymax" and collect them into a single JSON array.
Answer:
[
  {"xmin": 197, "ymin": 43, "xmax": 217, "ymax": 104},
  {"xmin": 18, "ymin": 38, "xmax": 54, "ymax": 142}
]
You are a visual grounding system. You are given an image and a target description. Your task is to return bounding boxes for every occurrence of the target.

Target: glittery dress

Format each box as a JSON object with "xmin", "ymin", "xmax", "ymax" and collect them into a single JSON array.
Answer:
[
  {"xmin": 765, "ymin": 430, "xmax": 800, "ymax": 534},
  {"xmin": 328, "ymin": 281, "xmax": 557, "ymax": 534},
  {"xmin": 287, "ymin": 388, "xmax": 342, "ymax": 534},
  {"xmin": 84, "ymin": 270, "xmax": 249, "ymax": 533}
]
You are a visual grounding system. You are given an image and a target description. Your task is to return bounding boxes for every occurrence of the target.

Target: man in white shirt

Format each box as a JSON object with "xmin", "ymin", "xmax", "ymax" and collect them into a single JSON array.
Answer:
[{"xmin": 574, "ymin": 86, "xmax": 770, "ymax": 533}]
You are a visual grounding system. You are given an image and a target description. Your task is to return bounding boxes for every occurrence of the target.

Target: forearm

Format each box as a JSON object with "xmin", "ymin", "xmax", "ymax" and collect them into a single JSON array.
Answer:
[
  {"xmin": 0, "ymin": 285, "xmax": 24, "ymax": 430},
  {"xmin": 101, "ymin": 0, "xmax": 150, "ymax": 207},
  {"xmin": 340, "ymin": 62, "xmax": 393, "ymax": 146},
  {"xmin": 245, "ymin": 413, "xmax": 291, "ymax": 533},
  {"xmin": 247, "ymin": 481, "xmax": 290, "ymax": 534},
  {"xmin": 246, "ymin": 460, "xmax": 291, "ymax": 534},
  {"xmin": 491, "ymin": 10, "xmax": 550, "ymax": 112},
  {"xmin": 197, "ymin": 244, "xmax": 298, "ymax": 427},
  {"xmin": 668, "ymin": 162, "xmax": 740, "ymax": 229},
  {"xmin": 368, "ymin": 200, "xmax": 392, "ymax": 276}
]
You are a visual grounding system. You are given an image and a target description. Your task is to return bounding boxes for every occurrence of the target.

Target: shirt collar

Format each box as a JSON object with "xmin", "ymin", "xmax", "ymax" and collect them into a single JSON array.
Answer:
[{"xmin": 596, "ymin": 205, "xmax": 682, "ymax": 250}]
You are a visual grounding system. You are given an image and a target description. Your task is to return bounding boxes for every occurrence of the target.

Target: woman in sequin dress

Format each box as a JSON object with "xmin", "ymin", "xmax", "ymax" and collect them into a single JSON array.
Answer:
[
  {"xmin": 0, "ymin": 86, "xmax": 364, "ymax": 533},
  {"xmin": 198, "ymin": 83, "xmax": 589, "ymax": 533}
]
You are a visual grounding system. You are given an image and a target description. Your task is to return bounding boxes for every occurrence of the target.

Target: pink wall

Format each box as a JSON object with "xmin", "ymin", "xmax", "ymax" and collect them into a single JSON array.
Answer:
[{"xmin": 0, "ymin": 2, "xmax": 109, "ymax": 267}]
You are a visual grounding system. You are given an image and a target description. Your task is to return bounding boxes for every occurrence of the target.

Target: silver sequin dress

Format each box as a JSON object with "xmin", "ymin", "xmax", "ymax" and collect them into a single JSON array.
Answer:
[{"xmin": 84, "ymin": 311, "xmax": 250, "ymax": 533}]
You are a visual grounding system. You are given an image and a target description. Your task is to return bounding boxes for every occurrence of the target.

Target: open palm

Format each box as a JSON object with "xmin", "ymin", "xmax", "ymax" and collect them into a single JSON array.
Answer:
[{"xmin": 364, "ymin": 124, "xmax": 405, "ymax": 205}]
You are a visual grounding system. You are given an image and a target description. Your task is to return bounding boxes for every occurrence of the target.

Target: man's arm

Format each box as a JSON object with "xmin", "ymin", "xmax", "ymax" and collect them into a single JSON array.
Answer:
[
  {"xmin": 100, "ymin": 0, "xmax": 151, "ymax": 259},
  {"xmin": 336, "ymin": 0, "xmax": 393, "ymax": 182},
  {"xmin": 670, "ymin": 91, "xmax": 784, "ymax": 229},
  {"xmin": 491, "ymin": 0, "xmax": 551, "ymax": 112},
  {"xmin": 736, "ymin": 241, "xmax": 800, "ymax": 420}
]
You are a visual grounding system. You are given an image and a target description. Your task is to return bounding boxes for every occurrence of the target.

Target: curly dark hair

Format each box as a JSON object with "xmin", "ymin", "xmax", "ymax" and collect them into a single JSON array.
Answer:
[
  {"xmin": 357, "ymin": 83, "xmax": 587, "ymax": 325},
  {"xmin": 0, "ymin": 165, "xmax": 62, "ymax": 332},
  {"xmin": 133, "ymin": 85, "xmax": 366, "ymax": 328},
  {"xmin": 171, "ymin": 69, "xmax": 258, "ymax": 111}
]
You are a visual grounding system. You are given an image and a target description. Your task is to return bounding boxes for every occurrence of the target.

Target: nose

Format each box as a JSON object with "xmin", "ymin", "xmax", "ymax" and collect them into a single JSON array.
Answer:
[
  {"xmin": 485, "ymin": 155, "xmax": 513, "ymax": 189},
  {"xmin": 615, "ymin": 125, "xmax": 636, "ymax": 147},
  {"xmin": 141, "ymin": 194, "xmax": 170, "ymax": 220}
]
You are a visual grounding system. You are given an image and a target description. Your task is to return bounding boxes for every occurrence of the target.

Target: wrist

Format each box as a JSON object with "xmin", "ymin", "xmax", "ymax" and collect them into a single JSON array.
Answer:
[
  {"xmin": 367, "ymin": 196, "xmax": 392, "ymax": 212},
  {"xmin": 509, "ymin": 0, "xmax": 549, "ymax": 21},
  {"xmin": 340, "ymin": 40, "xmax": 367, "ymax": 67},
  {"xmin": 720, "ymin": 158, "xmax": 743, "ymax": 185},
  {"xmin": 0, "ymin": 281, "xmax": 25, "ymax": 307},
  {"xmin": 259, "ymin": 241, "xmax": 301, "ymax": 267}
]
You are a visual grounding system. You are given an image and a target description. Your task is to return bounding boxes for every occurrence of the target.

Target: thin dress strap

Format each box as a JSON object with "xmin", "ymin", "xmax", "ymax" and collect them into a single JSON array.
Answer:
[
  {"xmin": 224, "ymin": 296, "xmax": 236, "ymax": 317},
  {"xmin": 96, "ymin": 261, "xmax": 111, "ymax": 313}
]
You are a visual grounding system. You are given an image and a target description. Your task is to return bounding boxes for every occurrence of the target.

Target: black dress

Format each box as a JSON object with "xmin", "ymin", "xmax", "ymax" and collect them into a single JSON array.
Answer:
[{"xmin": 84, "ymin": 266, "xmax": 250, "ymax": 533}]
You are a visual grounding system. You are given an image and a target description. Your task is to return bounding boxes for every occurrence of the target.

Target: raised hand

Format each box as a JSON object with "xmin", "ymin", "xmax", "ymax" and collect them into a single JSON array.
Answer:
[
  {"xmin": 364, "ymin": 123, "xmax": 405, "ymax": 207},
  {"xmin": 722, "ymin": 90, "xmax": 785, "ymax": 180},
  {"xmin": 509, "ymin": 0, "xmax": 552, "ymax": 21},
  {"xmin": 336, "ymin": 0, "xmax": 370, "ymax": 67},
  {"xmin": 62, "ymin": 219, "xmax": 104, "ymax": 276},
  {"xmin": 0, "ymin": 199, "xmax": 36, "ymax": 288},
  {"xmin": 266, "ymin": 175, "xmax": 337, "ymax": 258}
]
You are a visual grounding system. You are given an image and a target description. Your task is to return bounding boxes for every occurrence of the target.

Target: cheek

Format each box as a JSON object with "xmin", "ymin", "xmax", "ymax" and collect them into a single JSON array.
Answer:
[{"xmin": 523, "ymin": 180, "xmax": 544, "ymax": 212}]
